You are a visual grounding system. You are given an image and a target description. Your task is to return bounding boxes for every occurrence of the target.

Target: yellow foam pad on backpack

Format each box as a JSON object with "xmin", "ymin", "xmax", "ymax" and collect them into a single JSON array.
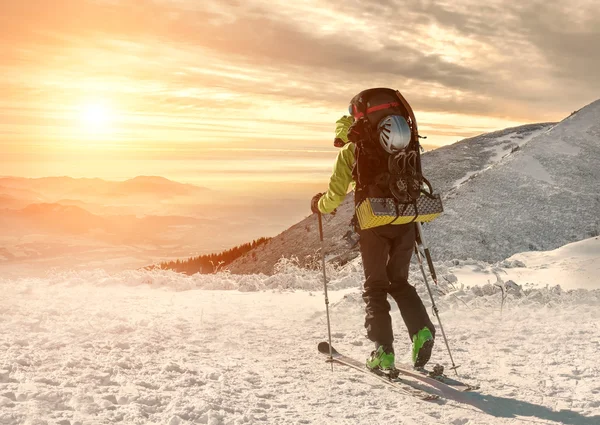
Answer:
[{"xmin": 356, "ymin": 195, "xmax": 443, "ymax": 230}]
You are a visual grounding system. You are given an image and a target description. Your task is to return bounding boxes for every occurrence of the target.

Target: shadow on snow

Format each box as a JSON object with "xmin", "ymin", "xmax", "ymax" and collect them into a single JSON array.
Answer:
[{"xmin": 441, "ymin": 388, "xmax": 599, "ymax": 424}]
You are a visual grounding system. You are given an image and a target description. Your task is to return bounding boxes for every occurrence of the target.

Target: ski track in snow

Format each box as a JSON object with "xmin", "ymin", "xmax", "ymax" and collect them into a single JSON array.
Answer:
[{"xmin": 2, "ymin": 240, "xmax": 600, "ymax": 425}]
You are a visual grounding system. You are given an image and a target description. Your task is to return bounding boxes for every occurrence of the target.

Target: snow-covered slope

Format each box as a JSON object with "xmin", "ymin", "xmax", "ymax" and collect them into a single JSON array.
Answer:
[
  {"xmin": 421, "ymin": 122, "xmax": 554, "ymax": 196},
  {"xmin": 424, "ymin": 100, "xmax": 600, "ymax": 262},
  {"xmin": 226, "ymin": 123, "xmax": 556, "ymax": 275},
  {"xmin": 1, "ymin": 239, "xmax": 600, "ymax": 424},
  {"xmin": 229, "ymin": 99, "xmax": 599, "ymax": 275},
  {"xmin": 451, "ymin": 236, "xmax": 600, "ymax": 291}
]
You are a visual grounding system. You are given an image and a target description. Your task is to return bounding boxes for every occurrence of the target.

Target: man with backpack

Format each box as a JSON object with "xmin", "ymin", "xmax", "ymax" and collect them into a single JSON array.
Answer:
[{"xmin": 311, "ymin": 88, "xmax": 436, "ymax": 372}]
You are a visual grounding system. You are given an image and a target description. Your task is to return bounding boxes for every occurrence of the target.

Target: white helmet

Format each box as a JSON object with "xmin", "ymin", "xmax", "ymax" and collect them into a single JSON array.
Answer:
[{"xmin": 378, "ymin": 115, "xmax": 411, "ymax": 154}]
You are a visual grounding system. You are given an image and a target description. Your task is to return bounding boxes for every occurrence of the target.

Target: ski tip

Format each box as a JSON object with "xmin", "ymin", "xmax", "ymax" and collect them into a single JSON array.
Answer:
[
  {"xmin": 317, "ymin": 341, "xmax": 340, "ymax": 356},
  {"xmin": 317, "ymin": 341, "xmax": 331, "ymax": 354}
]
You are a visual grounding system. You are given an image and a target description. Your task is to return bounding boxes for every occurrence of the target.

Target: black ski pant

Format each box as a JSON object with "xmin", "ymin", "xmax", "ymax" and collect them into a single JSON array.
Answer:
[{"xmin": 358, "ymin": 223, "xmax": 435, "ymax": 349}]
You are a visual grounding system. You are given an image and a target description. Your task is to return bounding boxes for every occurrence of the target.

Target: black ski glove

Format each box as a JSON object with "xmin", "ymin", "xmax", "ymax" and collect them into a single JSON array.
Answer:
[
  {"xmin": 312, "ymin": 193, "xmax": 338, "ymax": 216},
  {"xmin": 311, "ymin": 193, "xmax": 323, "ymax": 214}
]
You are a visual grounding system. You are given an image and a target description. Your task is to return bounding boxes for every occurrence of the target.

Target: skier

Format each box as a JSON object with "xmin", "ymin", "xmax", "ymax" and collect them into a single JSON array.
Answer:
[{"xmin": 311, "ymin": 91, "xmax": 436, "ymax": 372}]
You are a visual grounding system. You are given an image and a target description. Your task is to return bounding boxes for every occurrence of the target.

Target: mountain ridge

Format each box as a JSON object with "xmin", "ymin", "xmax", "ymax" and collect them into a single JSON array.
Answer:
[
  {"xmin": 226, "ymin": 99, "xmax": 600, "ymax": 274},
  {"xmin": 0, "ymin": 175, "xmax": 210, "ymax": 202},
  {"xmin": 423, "ymin": 99, "xmax": 600, "ymax": 261}
]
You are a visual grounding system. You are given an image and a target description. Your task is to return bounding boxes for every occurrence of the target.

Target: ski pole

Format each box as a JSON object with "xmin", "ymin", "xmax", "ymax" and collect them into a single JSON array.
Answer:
[
  {"xmin": 414, "ymin": 222, "xmax": 460, "ymax": 377},
  {"xmin": 318, "ymin": 212, "xmax": 334, "ymax": 369}
]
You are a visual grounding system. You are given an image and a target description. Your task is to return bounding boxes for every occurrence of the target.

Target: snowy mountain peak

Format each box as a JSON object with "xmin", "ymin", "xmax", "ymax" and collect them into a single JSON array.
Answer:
[
  {"xmin": 421, "ymin": 99, "xmax": 600, "ymax": 262},
  {"xmin": 228, "ymin": 100, "xmax": 599, "ymax": 275}
]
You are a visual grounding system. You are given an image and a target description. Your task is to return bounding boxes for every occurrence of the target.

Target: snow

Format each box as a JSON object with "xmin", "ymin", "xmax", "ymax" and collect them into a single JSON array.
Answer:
[
  {"xmin": 450, "ymin": 125, "xmax": 552, "ymax": 189},
  {"xmin": 423, "ymin": 100, "xmax": 600, "ymax": 262},
  {"xmin": 450, "ymin": 237, "xmax": 600, "ymax": 291},
  {"xmin": 517, "ymin": 154, "xmax": 555, "ymax": 184},
  {"xmin": 502, "ymin": 236, "xmax": 600, "ymax": 290},
  {"xmin": 2, "ymin": 239, "xmax": 600, "ymax": 424}
]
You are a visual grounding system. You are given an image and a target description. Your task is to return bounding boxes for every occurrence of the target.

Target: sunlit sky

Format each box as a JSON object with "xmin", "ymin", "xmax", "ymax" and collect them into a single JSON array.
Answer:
[{"xmin": 1, "ymin": 0, "xmax": 599, "ymax": 193}]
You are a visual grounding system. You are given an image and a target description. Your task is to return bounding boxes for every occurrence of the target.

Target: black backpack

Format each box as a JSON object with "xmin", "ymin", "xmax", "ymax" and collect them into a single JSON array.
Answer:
[
  {"xmin": 348, "ymin": 88, "xmax": 433, "ymax": 204},
  {"xmin": 347, "ymin": 88, "xmax": 441, "ymax": 229}
]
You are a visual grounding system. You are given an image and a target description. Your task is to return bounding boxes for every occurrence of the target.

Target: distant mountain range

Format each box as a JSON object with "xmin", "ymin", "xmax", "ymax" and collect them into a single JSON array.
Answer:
[
  {"xmin": 0, "ymin": 175, "xmax": 209, "ymax": 203},
  {"xmin": 225, "ymin": 99, "xmax": 600, "ymax": 275},
  {"xmin": 0, "ymin": 202, "xmax": 205, "ymax": 242},
  {"xmin": 0, "ymin": 174, "xmax": 279, "ymax": 277},
  {"xmin": 0, "ymin": 175, "xmax": 216, "ymax": 238}
]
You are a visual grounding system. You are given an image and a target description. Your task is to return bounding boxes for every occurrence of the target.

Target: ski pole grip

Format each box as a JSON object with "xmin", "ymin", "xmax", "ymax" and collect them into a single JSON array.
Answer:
[{"xmin": 318, "ymin": 212, "xmax": 324, "ymax": 242}]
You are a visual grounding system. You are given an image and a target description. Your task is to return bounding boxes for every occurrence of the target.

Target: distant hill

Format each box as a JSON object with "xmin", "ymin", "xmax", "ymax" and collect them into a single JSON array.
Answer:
[
  {"xmin": 0, "ymin": 202, "xmax": 202, "ymax": 243},
  {"xmin": 14, "ymin": 203, "xmax": 106, "ymax": 234},
  {"xmin": 0, "ymin": 176, "xmax": 209, "ymax": 201},
  {"xmin": 226, "ymin": 100, "xmax": 600, "ymax": 274},
  {"xmin": 0, "ymin": 193, "xmax": 28, "ymax": 209},
  {"xmin": 118, "ymin": 176, "xmax": 205, "ymax": 195},
  {"xmin": 157, "ymin": 237, "xmax": 271, "ymax": 275}
]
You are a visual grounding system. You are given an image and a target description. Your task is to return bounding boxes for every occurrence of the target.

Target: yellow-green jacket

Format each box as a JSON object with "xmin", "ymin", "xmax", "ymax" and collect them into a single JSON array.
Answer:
[{"xmin": 318, "ymin": 115, "xmax": 356, "ymax": 214}]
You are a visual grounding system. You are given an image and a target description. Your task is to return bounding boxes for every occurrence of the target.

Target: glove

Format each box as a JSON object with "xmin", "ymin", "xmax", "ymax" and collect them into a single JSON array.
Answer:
[
  {"xmin": 334, "ymin": 115, "xmax": 354, "ymax": 145},
  {"xmin": 311, "ymin": 193, "xmax": 323, "ymax": 214},
  {"xmin": 312, "ymin": 193, "xmax": 338, "ymax": 216}
]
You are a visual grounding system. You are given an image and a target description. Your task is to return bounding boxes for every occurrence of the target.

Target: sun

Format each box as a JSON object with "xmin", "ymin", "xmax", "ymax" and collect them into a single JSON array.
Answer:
[{"xmin": 79, "ymin": 101, "xmax": 113, "ymax": 133}]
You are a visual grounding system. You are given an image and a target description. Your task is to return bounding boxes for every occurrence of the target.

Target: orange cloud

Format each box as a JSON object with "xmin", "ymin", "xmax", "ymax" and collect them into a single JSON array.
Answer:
[{"xmin": 1, "ymin": 0, "xmax": 598, "ymax": 181}]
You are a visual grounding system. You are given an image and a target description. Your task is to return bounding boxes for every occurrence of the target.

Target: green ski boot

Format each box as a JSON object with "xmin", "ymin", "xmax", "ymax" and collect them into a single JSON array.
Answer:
[
  {"xmin": 412, "ymin": 327, "xmax": 434, "ymax": 368},
  {"xmin": 366, "ymin": 345, "xmax": 395, "ymax": 371}
]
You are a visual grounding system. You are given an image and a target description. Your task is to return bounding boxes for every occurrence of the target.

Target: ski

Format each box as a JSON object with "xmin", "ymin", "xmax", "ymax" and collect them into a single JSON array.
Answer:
[
  {"xmin": 394, "ymin": 363, "xmax": 480, "ymax": 392},
  {"xmin": 318, "ymin": 342, "xmax": 439, "ymax": 401}
]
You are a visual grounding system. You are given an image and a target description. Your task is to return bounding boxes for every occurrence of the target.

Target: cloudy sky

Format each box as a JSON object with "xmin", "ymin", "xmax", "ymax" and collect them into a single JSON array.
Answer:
[{"xmin": 1, "ymin": 0, "xmax": 599, "ymax": 192}]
